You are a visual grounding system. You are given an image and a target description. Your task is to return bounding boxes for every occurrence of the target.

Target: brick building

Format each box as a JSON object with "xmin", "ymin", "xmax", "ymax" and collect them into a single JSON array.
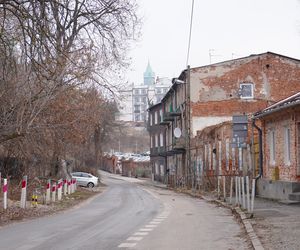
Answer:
[
  {"xmin": 253, "ymin": 92, "xmax": 300, "ymax": 201},
  {"xmin": 149, "ymin": 52, "xmax": 300, "ymax": 188}
]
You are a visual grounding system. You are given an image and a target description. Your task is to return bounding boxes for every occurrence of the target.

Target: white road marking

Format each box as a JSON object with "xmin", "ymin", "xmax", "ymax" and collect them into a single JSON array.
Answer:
[
  {"xmin": 145, "ymin": 224, "xmax": 157, "ymax": 228},
  {"xmin": 127, "ymin": 236, "xmax": 143, "ymax": 241},
  {"xmin": 118, "ymin": 242, "xmax": 137, "ymax": 248},
  {"xmin": 156, "ymin": 216, "xmax": 167, "ymax": 219},
  {"xmin": 150, "ymin": 221, "xmax": 161, "ymax": 224},
  {"xmin": 134, "ymin": 232, "xmax": 148, "ymax": 236},
  {"xmin": 139, "ymin": 228, "xmax": 153, "ymax": 231}
]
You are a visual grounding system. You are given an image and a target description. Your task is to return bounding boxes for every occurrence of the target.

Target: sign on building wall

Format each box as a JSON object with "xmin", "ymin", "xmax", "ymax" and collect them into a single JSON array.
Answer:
[{"xmin": 232, "ymin": 115, "xmax": 248, "ymax": 148}]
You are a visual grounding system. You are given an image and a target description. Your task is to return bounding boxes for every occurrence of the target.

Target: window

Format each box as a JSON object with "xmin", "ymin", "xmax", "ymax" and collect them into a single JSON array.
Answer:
[
  {"xmin": 239, "ymin": 83, "xmax": 254, "ymax": 99},
  {"xmin": 156, "ymin": 88, "xmax": 162, "ymax": 94},
  {"xmin": 269, "ymin": 129, "xmax": 276, "ymax": 165},
  {"xmin": 134, "ymin": 89, "xmax": 139, "ymax": 95},
  {"xmin": 134, "ymin": 97, "xmax": 139, "ymax": 103},
  {"xmin": 155, "ymin": 111, "xmax": 158, "ymax": 124},
  {"xmin": 142, "ymin": 96, "xmax": 147, "ymax": 103},
  {"xmin": 159, "ymin": 109, "xmax": 163, "ymax": 122},
  {"xmin": 160, "ymin": 165, "xmax": 164, "ymax": 176},
  {"xmin": 141, "ymin": 89, "xmax": 146, "ymax": 94},
  {"xmin": 160, "ymin": 133, "xmax": 164, "ymax": 147},
  {"xmin": 155, "ymin": 134, "xmax": 158, "ymax": 147},
  {"xmin": 284, "ymin": 126, "xmax": 291, "ymax": 165},
  {"xmin": 134, "ymin": 105, "xmax": 140, "ymax": 113},
  {"xmin": 134, "ymin": 114, "xmax": 140, "ymax": 121},
  {"xmin": 150, "ymin": 113, "xmax": 153, "ymax": 126}
]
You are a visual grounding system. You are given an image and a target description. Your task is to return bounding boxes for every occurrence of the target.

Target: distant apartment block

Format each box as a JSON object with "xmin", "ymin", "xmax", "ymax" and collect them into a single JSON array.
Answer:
[{"xmin": 116, "ymin": 62, "xmax": 171, "ymax": 122}]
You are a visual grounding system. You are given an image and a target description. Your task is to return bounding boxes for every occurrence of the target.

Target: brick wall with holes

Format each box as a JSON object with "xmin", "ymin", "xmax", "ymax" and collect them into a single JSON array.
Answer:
[
  {"xmin": 189, "ymin": 53, "xmax": 300, "ymax": 126},
  {"xmin": 261, "ymin": 106, "xmax": 300, "ymax": 181}
]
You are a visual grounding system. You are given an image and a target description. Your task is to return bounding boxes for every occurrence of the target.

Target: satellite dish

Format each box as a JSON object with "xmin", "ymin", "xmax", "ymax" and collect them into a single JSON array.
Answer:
[{"xmin": 174, "ymin": 127, "xmax": 182, "ymax": 138}]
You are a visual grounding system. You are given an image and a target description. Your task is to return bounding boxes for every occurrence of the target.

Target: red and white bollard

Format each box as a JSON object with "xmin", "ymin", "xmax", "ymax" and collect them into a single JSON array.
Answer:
[
  {"xmin": 52, "ymin": 183, "xmax": 56, "ymax": 202},
  {"xmin": 71, "ymin": 179, "xmax": 74, "ymax": 193},
  {"xmin": 67, "ymin": 179, "xmax": 71, "ymax": 194},
  {"xmin": 20, "ymin": 176, "xmax": 27, "ymax": 208},
  {"xmin": 74, "ymin": 179, "xmax": 77, "ymax": 191},
  {"xmin": 3, "ymin": 178, "xmax": 7, "ymax": 210},
  {"xmin": 46, "ymin": 179, "xmax": 51, "ymax": 204},
  {"xmin": 63, "ymin": 179, "xmax": 67, "ymax": 196},
  {"xmin": 57, "ymin": 180, "xmax": 62, "ymax": 201}
]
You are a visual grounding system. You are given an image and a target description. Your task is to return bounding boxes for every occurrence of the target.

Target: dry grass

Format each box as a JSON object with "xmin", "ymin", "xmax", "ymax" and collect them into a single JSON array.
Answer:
[{"xmin": 0, "ymin": 185, "xmax": 106, "ymax": 227}]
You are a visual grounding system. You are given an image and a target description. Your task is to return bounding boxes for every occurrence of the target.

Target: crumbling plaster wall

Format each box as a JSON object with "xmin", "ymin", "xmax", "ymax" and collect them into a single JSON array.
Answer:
[{"xmin": 189, "ymin": 53, "xmax": 300, "ymax": 137}]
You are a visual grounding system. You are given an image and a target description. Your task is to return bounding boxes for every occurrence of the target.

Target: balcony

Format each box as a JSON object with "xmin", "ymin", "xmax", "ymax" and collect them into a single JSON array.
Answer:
[
  {"xmin": 163, "ymin": 137, "xmax": 186, "ymax": 156},
  {"xmin": 173, "ymin": 137, "xmax": 186, "ymax": 150},
  {"xmin": 150, "ymin": 147, "xmax": 165, "ymax": 157}
]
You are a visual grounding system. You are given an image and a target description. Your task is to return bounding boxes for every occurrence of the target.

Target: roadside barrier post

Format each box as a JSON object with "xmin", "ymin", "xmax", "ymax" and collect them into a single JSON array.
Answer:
[
  {"xmin": 46, "ymin": 180, "xmax": 51, "ymax": 204},
  {"xmin": 70, "ymin": 179, "xmax": 74, "ymax": 194},
  {"xmin": 63, "ymin": 179, "xmax": 67, "ymax": 196},
  {"xmin": 74, "ymin": 179, "xmax": 77, "ymax": 191},
  {"xmin": 217, "ymin": 176, "xmax": 220, "ymax": 199},
  {"xmin": 3, "ymin": 178, "xmax": 7, "ymax": 210},
  {"xmin": 57, "ymin": 180, "xmax": 62, "ymax": 201},
  {"xmin": 222, "ymin": 176, "xmax": 226, "ymax": 201},
  {"xmin": 235, "ymin": 176, "xmax": 238, "ymax": 206},
  {"xmin": 20, "ymin": 175, "xmax": 27, "ymax": 208},
  {"xmin": 67, "ymin": 179, "xmax": 71, "ymax": 194},
  {"xmin": 229, "ymin": 177, "xmax": 233, "ymax": 204},
  {"xmin": 52, "ymin": 183, "xmax": 56, "ymax": 202},
  {"xmin": 242, "ymin": 176, "xmax": 246, "ymax": 209},
  {"xmin": 251, "ymin": 179, "xmax": 256, "ymax": 213},
  {"xmin": 31, "ymin": 191, "xmax": 38, "ymax": 207},
  {"xmin": 246, "ymin": 176, "xmax": 250, "ymax": 212}
]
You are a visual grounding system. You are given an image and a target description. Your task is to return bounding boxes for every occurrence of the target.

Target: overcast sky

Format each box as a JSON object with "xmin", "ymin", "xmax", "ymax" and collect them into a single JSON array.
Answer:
[{"xmin": 125, "ymin": 0, "xmax": 300, "ymax": 85}]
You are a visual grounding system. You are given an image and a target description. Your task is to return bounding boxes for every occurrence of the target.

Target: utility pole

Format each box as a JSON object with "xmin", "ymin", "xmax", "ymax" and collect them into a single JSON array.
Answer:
[{"xmin": 186, "ymin": 65, "xmax": 191, "ymax": 188}]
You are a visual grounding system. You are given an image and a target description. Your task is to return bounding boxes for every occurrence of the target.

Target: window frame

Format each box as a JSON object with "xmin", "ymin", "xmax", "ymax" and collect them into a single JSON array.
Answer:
[
  {"xmin": 269, "ymin": 128, "xmax": 276, "ymax": 165},
  {"xmin": 240, "ymin": 83, "xmax": 254, "ymax": 99},
  {"xmin": 284, "ymin": 126, "xmax": 291, "ymax": 165}
]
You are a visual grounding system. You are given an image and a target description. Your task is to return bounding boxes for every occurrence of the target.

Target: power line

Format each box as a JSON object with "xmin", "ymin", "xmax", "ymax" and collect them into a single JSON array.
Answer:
[{"xmin": 186, "ymin": 0, "xmax": 195, "ymax": 67}]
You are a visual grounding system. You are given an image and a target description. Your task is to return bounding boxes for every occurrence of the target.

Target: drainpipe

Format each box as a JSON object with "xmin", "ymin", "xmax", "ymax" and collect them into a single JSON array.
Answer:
[{"xmin": 252, "ymin": 119, "xmax": 263, "ymax": 180}]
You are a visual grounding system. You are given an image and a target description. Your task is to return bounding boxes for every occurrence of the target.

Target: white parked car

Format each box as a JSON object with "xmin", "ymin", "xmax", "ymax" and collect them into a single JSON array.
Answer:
[{"xmin": 71, "ymin": 172, "xmax": 98, "ymax": 188}]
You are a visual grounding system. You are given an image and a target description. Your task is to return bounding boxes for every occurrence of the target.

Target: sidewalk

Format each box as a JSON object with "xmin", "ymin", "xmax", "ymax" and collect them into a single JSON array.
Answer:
[{"xmin": 146, "ymin": 180, "xmax": 300, "ymax": 250}]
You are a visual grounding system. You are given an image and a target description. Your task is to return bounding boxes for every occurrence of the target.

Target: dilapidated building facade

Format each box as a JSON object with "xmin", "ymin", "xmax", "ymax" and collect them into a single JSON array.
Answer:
[
  {"xmin": 254, "ymin": 92, "xmax": 300, "ymax": 201},
  {"xmin": 149, "ymin": 52, "xmax": 300, "ymax": 190}
]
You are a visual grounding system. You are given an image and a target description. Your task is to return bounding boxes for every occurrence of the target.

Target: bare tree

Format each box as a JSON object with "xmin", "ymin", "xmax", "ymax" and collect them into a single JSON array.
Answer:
[{"xmin": 0, "ymin": 0, "xmax": 140, "ymax": 177}]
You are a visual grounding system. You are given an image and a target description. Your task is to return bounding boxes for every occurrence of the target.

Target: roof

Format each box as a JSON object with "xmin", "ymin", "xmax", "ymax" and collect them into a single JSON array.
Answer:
[
  {"xmin": 143, "ymin": 61, "xmax": 155, "ymax": 78},
  {"xmin": 148, "ymin": 101, "xmax": 162, "ymax": 111},
  {"xmin": 174, "ymin": 52, "xmax": 300, "ymax": 83},
  {"xmin": 253, "ymin": 92, "xmax": 300, "ymax": 118}
]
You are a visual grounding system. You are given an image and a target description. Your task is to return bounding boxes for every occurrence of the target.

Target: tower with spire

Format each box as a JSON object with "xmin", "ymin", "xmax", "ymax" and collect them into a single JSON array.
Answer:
[{"xmin": 143, "ymin": 61, "xmax": 155, "ymax": 85}]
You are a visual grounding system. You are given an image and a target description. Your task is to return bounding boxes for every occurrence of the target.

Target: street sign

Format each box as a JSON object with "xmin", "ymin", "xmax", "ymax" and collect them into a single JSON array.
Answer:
[
  {"xmin": 233, "ymin": 124, "xmax": 248, "ymax": 131},
  {"xmin": 232, "ymin": 115, "xmax": 248, "ymax": 124}
]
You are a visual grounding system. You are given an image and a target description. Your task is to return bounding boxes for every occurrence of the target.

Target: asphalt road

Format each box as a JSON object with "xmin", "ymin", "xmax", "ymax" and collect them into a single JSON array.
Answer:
[
  {"xmin": 0, "ymin": 176, "xmax": 161, "ymax": 250},
  {"xmin": 0, "ymin": 173, "xmax": 250, "ymax": 250}
]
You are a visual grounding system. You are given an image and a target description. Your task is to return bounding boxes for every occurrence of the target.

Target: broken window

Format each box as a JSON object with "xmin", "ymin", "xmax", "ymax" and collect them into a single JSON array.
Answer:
[{"xmin": 239, "ymin": 83, "xmax": 254, "ymax": 99}]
